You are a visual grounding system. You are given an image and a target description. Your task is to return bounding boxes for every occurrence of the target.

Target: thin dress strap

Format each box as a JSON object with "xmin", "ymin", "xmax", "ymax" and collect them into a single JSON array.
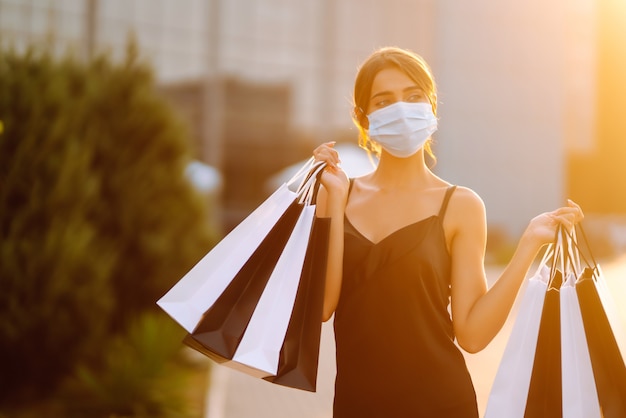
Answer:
[{"xmin": 438, "ymin": 185, "xmax": 457, "ymax": 220}]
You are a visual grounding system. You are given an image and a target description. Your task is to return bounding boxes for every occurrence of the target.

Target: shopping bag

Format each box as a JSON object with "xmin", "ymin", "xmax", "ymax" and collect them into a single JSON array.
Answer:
[
  {"xmin": 484, "ymin": 248, "xmax": 552, "ymax": 418},
  {"xmin": 230, "ymin": 203, "xmax": 317, "ymax": 376},
  {"xmin": 572, "ymin": 225, "xmax": 626, "ymax": 418},
  {"xmin": 189, "ymin": 200, "xmax": 303, "ymax": 358},
  {"xmin": 590, "ymin": 264, "xmax": 626, "ymax": 361},
  {"xmin": 179, "ymin": 159, "xmax": 329, "ymax": 390},
  {"xmin": 576, "ymin": 267, "xmax": 626, "ymax": 417},
  {"xmin": 524, "ymin": 268, "xmax": 563, "ymax": 418},
  {"xmin": 157, "ymin": 157, "xmax": 321, "ymax": 332},
  {"xmin": 263, "ymin": 216, "xmax": 331, "ymax": 391},
  {"xmin": 489, "ymin": 223, "xmax": 626, "ymax": 417},
  {"xmin": 560, "ymin": 271, "xmax": 601, "ymax": 418},
  {"xmin": 185, "ymin": 215, "xmax": 330, "ymax": 391}
]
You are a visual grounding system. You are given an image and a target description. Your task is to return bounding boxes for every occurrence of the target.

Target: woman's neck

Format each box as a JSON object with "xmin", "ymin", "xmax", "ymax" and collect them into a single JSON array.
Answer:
[{"xmin": 369, "ymin": 149, "xmax": 437, "ymax": 190}]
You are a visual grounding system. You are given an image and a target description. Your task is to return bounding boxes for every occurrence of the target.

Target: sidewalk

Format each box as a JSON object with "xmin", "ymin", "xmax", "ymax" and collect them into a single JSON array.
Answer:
[
  {"xmin": 205, "ymin": 320, "xmax": 336, "ymax": 418},
  {"xmin": 204, "ymin": 260, "xmax": 626, "ymax": 418}
]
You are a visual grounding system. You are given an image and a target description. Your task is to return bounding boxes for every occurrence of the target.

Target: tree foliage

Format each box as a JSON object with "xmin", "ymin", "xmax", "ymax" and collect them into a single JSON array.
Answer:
[{"xmin": 0, "ymin": 46, "xmax": 214, "ymax": 404}]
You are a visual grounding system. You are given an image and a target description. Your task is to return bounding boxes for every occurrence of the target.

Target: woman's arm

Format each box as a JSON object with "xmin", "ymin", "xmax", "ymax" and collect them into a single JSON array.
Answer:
[
  {"xmin": 448, "ymin": 188, "xmax": 583, "ymax": 353},
  {"xmin": 312, "ymin": 142, "xmax": 349, "ymax": 321},
  {"xmin": 316, "ymin": 183, "xmax": 348, "ymax": 321}
]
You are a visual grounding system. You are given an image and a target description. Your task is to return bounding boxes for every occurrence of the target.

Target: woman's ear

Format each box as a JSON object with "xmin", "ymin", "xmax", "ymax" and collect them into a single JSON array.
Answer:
[{"xmin": 354, "ymin": 106, "xmax": 368, "ymax": 129}]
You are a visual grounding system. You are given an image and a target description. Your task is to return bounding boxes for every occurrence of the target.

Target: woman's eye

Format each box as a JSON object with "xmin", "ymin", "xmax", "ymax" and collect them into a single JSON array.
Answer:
[
  {"xmin": 407, "ymin": 94, "xmax": 425, "ymax": 102},
  {"xmin": 374, "ymin": 100, "xmax": 390, "ymax": 108}
]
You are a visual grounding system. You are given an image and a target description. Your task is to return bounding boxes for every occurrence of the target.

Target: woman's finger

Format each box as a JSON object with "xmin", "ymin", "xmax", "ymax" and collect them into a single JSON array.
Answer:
[
  {"xmin": 552, "ymin": 213, "xmax": 578, "ymax": 232},
  {"xmin": 552, "ymin": 206, "xmax": 583, "ymax": 222},
  {"xmin": 313, "ymin": 142, "xmax": 340, "ymax": 167},
  {"xmin": 567, "ymin": 199, "xmax": 585, "ymax": 222}
]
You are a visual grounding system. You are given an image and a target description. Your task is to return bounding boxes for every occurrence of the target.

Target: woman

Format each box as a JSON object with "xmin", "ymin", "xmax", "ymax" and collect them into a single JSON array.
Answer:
[{"xmin": 313, "ymin": 47, "xmax": 583, "ymax": 417}]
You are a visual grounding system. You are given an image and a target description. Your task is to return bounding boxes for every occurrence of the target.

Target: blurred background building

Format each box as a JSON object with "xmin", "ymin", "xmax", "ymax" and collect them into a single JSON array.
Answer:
[{"xmin": 2, "ymin": 0, "xmax": 625, "ymax": 253}]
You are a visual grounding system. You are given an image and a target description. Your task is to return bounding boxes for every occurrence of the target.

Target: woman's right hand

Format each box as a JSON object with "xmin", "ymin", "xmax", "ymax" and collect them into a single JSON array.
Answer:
[{"xmin": 313, "ymin": 142, "xmax": 350, "ymax": 198}]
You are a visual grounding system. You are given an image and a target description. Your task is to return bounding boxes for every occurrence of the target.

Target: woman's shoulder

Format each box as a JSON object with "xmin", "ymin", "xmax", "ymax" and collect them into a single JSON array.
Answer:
[
  {"xmin": 447, "ymin": 185, "xmax": 486, "ymax": 220},
  {"xmin": 449, "ymin": 185, "xmax": 483, "ymax": 202}
]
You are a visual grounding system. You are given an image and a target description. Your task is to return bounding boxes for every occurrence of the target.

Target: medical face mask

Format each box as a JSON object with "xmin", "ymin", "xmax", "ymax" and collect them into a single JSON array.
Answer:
[{"xmin": 367, "ymin": 101, "xmax": 438, "ymax": 158}]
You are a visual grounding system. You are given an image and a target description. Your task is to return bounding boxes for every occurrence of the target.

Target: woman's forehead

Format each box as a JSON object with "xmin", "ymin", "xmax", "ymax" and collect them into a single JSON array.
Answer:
[{"xmin": 370, "ymin": 68, "xmax": 421, "ymax": 97}]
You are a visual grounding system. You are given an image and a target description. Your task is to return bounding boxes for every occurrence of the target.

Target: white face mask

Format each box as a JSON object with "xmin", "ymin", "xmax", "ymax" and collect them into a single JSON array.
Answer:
[{"xmin": 367, "ymin": 101, "xmax": 438, "ymax": 158}]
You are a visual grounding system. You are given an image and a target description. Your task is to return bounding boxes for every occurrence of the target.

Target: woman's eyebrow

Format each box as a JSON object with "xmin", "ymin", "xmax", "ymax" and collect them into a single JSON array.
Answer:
[{"xmin": 370, "ymin": 86, "xmax": 422, "ymax": 100}]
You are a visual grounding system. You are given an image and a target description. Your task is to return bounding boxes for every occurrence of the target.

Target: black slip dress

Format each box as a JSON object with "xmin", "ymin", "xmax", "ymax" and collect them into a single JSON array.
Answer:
[{"xmin": 333, "ymin": 183, "xmax": 478, "ymax": 418}]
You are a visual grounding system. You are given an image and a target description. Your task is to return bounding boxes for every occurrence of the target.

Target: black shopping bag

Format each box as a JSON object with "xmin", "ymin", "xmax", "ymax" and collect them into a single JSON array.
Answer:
[
  {"xmin": 576, "ymin": 267, "xmax": 626, "ymax": 418},
  {"xmin": 177, "ymin": 160, "xmax": 329, "ymax": 390},
  {"xmin": 524, "ymin": 270, "xmax": 563, "ymax": 418},
  {"xmin": 571, "ymin": 224, "xmax": 626, "ymax": 418},
  {"xmin": 188, "ymin": 200, "xmax": 303, "ymax": 358},
  {"xmin": 157, "ymin": 158, "xmax": 325, "ymax": 333},
  {"xmin": 264, "ymin": 216, "xmax": 331, "ymax": 391}
]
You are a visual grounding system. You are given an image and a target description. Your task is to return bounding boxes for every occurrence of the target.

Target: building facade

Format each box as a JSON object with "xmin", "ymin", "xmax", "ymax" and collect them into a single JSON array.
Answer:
[{"xmin": 1, "ymin": 0, "xmax": 602, "ymax": 239}]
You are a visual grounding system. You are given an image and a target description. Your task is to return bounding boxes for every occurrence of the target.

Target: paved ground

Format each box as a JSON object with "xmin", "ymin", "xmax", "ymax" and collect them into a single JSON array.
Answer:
[{"xmin": 204, "ymin": 259, "xmax": 626, "ymax": 418}]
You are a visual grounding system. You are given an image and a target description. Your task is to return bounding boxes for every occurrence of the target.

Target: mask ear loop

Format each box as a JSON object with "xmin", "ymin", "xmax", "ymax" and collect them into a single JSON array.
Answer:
[{"xmin": 353, "ymin": 107, "xmax": 366, "ymax": 122}]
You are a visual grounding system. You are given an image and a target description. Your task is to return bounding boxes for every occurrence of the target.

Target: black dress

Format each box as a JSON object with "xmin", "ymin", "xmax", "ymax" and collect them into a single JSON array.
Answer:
[{"xmin": 333, "ymin": 184, "xmax": 478, "ymax": 418}]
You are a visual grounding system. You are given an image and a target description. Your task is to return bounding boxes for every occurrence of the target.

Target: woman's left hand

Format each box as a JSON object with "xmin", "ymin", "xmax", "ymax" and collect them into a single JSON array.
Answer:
[{"xmin": 523, "ymin": 199, "xmax": 584, "ymax": 249}]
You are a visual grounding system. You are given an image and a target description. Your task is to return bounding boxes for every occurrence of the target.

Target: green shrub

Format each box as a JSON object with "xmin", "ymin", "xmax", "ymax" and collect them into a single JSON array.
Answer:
[
  {"xmin": 62, "ymin": 312, "xmax": 196, "ymax": 418},
  {"xmin": 0, "ymin": 45, "xmax": 214, "ymax": 406}
]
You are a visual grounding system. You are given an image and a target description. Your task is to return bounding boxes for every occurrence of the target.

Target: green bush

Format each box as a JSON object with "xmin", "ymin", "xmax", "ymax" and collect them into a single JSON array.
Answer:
[
  {"xmin": 62, "ymin": 312, "xmax": 196, "ymax": 418},
  {"xmin": 0, "ymin": 45, "xmax": 214, "ymax": 407}
]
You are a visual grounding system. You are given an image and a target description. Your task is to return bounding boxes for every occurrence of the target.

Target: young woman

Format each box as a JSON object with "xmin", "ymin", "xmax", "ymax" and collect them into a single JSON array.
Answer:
[{"xmin": 313, "ymin": 47, "xmax": 583, "ymax": 417}]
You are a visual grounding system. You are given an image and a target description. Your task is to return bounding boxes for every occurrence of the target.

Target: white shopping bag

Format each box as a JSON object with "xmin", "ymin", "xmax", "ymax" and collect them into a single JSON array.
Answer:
[
  {"xmin": 157, "ymin": 158, "xmax": 323, "ymax": 332},
  {"xmin": 183, "ymin": 162, "xmax": 324, "ymax": 381},
  {"xmin": 560, "ymin": 271, "xmax": 601, "ymax": 418},
  {"xmin": 231, "ymin": 205, "xmax": 317, "ymax": 377},
  {"xmin": 485, "ymin": 251, "xmax": 552, "ymax": 418}
]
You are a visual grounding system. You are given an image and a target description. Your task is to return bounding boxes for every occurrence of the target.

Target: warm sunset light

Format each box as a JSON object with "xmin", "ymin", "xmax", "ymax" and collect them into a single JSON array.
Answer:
[
  {"xmin": 568, "ymin": 0, "xmax": 626, "ymax": 214},
  {"xmin": 568, "ymin": 0, "xmax": 626, "ymax": 376},
  {"xmin": 3, "ymin": 1, "xmax": 626, "ymax": 417},
  {"xmin": 609, "ymin": 0, "xmax": 626, "ymax": 14}
]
